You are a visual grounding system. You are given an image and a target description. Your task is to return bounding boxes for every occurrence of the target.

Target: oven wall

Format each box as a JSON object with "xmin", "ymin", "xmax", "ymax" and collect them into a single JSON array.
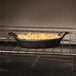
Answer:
[{"xmin": 0, "ymin": 0, "xmax": 76, "ymax": 28}]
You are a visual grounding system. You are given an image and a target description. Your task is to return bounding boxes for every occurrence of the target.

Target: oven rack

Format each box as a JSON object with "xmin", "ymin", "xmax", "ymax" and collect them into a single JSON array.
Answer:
[
  {"xmin": 0, "ymin": 26, "xmax": 76, "ymax": 72},
  {"xmin": 0, "ymin": 26, "xmax": 76, "ymax": 55},
  {"xmin": 0, "ymin": 41, "xmax": 76, "ymax": 56}
]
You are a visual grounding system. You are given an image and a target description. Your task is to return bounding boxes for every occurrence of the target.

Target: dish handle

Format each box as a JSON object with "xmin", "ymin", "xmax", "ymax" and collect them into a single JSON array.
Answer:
[
  {"xmin": 58, "ymin": 32, "xmax": 69, "ymax": 39},
  {"xmin": 8, "ymin": 32, "xmax": 17, "ymax": 40}
]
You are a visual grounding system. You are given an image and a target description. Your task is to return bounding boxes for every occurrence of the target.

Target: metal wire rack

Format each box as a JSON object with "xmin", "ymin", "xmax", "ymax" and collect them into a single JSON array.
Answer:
[{"xmin": 0, "ymin": 26, "xmax": 76, "ymax": 71}]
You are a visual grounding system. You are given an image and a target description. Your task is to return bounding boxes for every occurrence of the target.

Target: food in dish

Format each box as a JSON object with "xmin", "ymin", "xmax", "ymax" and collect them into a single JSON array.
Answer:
[{"xmin": 17, "ymin": 33, "xmax": 61, "ymax": 40}]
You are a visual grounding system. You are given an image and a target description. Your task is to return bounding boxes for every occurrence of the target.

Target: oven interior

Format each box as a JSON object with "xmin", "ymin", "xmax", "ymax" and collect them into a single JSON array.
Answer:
[{"xmin": 0, "ymin": 26, "xmax": 76, "ymax": 75}]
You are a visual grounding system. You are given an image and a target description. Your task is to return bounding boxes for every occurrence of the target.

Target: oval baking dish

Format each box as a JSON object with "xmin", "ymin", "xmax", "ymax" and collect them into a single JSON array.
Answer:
[{"xmin": 8, "ymin": 32, "xmax": 69, "ymax": 48}]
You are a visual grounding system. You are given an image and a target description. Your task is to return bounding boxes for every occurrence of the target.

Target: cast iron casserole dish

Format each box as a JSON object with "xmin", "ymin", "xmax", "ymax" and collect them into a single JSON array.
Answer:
[{"xmin": 8, "ymin": 32, "xmax": 69, "ymax": 48}]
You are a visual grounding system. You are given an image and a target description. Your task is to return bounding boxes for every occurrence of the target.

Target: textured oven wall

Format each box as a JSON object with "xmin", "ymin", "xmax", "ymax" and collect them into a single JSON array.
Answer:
[{"xmin": 0, "ymin": 0, "xmax": 76, "ymax": 28}]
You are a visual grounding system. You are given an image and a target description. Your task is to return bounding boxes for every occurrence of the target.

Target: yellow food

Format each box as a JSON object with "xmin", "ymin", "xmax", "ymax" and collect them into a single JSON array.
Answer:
[{"xmin": 17, "ymin": 33, "xmax": 61, "ymax": 40}]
